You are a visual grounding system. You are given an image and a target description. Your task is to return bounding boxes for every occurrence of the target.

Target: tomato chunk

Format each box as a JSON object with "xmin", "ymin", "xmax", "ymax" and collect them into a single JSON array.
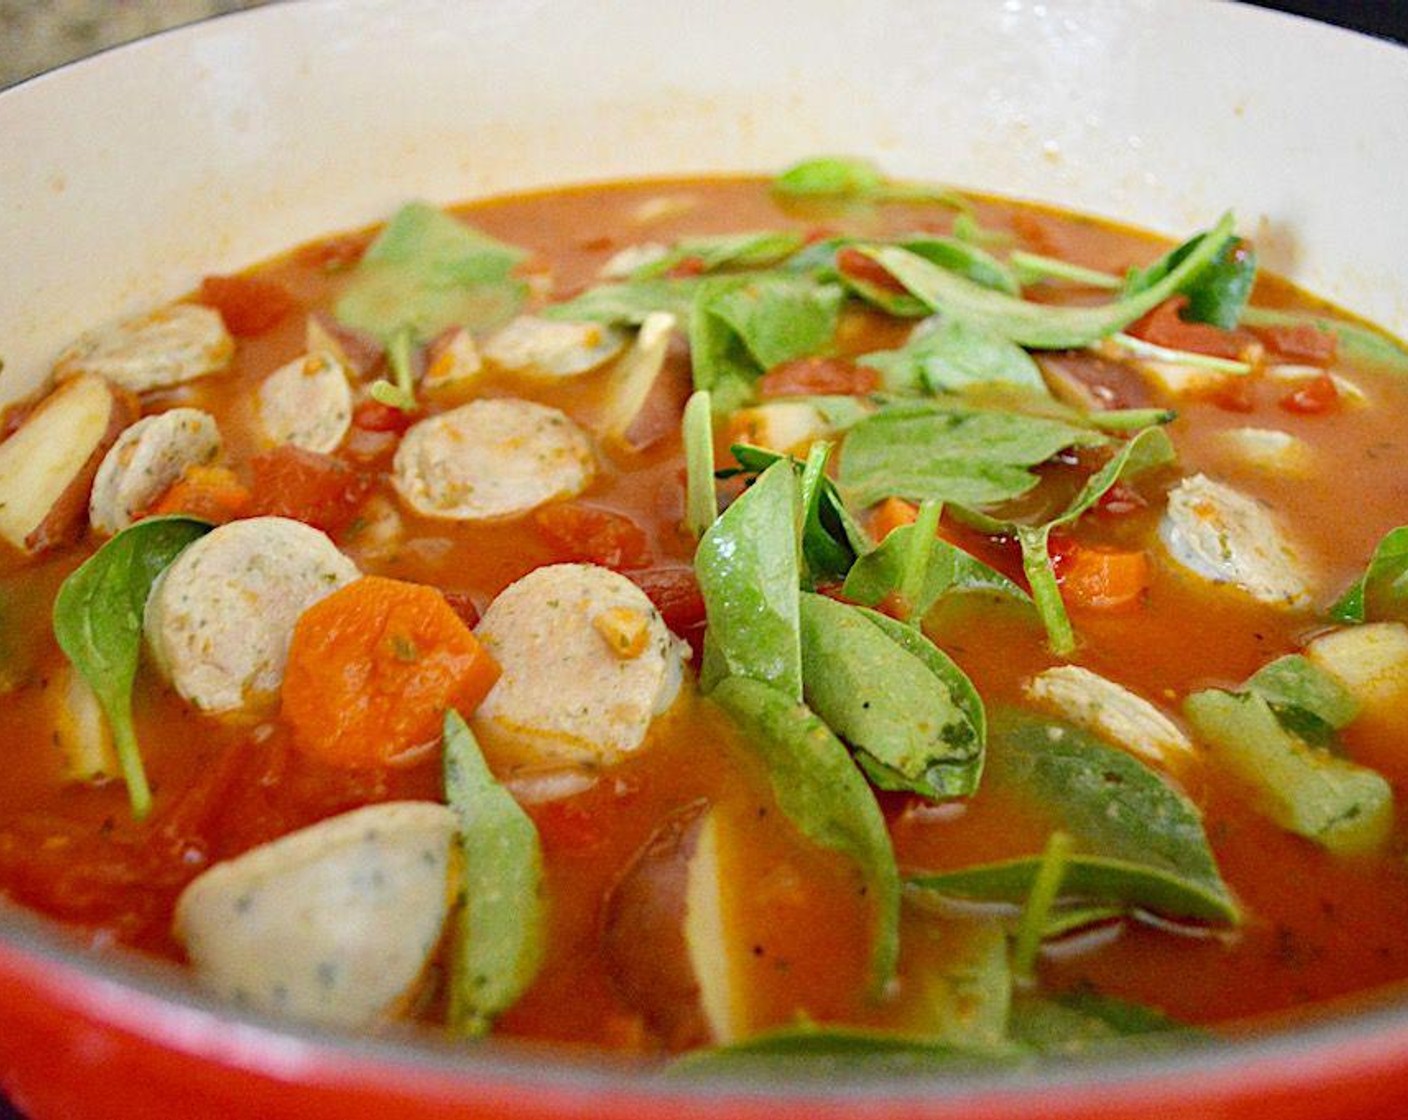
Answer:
[
  {"xmin": 247, "ymin": 446, "xmax": 371, "ymax": 534},
  {"xmin": 1253, "ymin": 321, "xmax": 1337, "ymax": 366},
  {"xmin": 1279, "ymin": 373, "xmax": 1339, "ymax": 415},
  {"xmin": 625, "ymin": 566, "xmax": 706, "ymax": 636},
  {"xmin": 198, "ymin": 274, "xmax": 297, "ymax": 338},
  {"xmin": 533, "ymin": 503, "xmax": 652, "ymax": 570},
  {"xmin": 1127, "ymin": 296, "xmax": 1251, "ymax": 361},
  {"xmin": 759, "ymin": 357, "xmax": 877, "ymax": 398},
  {"xmin": 144, "ymin": 465, "xmax": 252, "ymax": 525},
  {"xmin": 836, "ymin": 246, "xmax": 909, "ymax": 294}
]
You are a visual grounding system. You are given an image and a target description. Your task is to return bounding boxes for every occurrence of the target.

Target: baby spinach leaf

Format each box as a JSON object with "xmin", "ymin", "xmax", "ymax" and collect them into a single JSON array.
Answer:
[
  {"xmin": 902, "ymin": 236, "xmax": 1021, "ymax": 295},
  {"xmin": 904, "ymin": 916, "xmax": 1012, "ymax": 1053},
  {"xmin": 1011, "ymin": 831, "xmax": 1075, "ymax": 980},
  {"xmin": 1241, "ymin": 307, "xmax": 1408, "ymax": 373},
  {"xmin": 771, "ymin": 156, "xmax": 969, "ymax": 211},
  {"xmin": 839, "ymin": 400, "xmax": 1107, "ymax": 510},
  {"xmin": 335, "ymin": 202, "xmax": 527, "ymax": 343},
  {"xmin": 908, "ymin": 711, "xmax": 1239, "ymax": 925},
  {"xmin": 1125, "ymin": 234, "xmax": 1255, "ymax": 330},
  {"xmin": 1009, "ymin": 989, "xmax": 1199, "ymax": 1057},
  {"xmin": 1330, "ymin": 525, "xmax": 1408, "ymax": 624},
  {"xmin": 545, "ymin": 277, "xmax": 699, "ymax": 327},
  {"xmin": 1247, "ymin": 654, "xmax": 1359, "ymax": 746},
  {"xmin": 442, "ymin": 710, "xmax": 545, "ymax": 1036},
  {"xmin": 860, "ymin": 317, "xmax": 1048, "ymax": 397},
  {"xmin": 841, "ymin": 519, "xmax": 1030, "ymax": 624},
  {"xmin": 710, "ymin": 676, "xmax": 900, "ymax": 996},
  {"xmin": 695, "ymin": 459, "xmax": 803, "ymax": 700},
  {"xmin": 1009, "ymin": 250, "xmax": 1122, "ymax": 291},
  {"xmin": 1184, "ymin": 688, "xmax": 1392, "ymax": 855},
  {"xmin": 682, "ymin": 390, "xmax": 717, "ymax": 538},
  {"xmin": 634, "ymin": 231, "xmax": 806, "ymax": 279},
  {"xmin": 52, "ymin": 516, "xmax": 211, "ymax": 819},
  {"xmin": 798, "ymin": 593, "xmax": 984, "ymax": 800},
  {"xmin": 670, "ymin": 1023, "xmax": 1006, "ymax": 1076},
  {"xmin": 853, "ymin": 213, "xmax": 1236, "ymax": 349}
]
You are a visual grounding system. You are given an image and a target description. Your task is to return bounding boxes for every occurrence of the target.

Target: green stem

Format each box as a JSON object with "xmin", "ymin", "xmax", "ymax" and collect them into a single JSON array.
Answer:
[{"xmin": 1013, "ymin": 830, "xmax": 1074, "ymax": 982}]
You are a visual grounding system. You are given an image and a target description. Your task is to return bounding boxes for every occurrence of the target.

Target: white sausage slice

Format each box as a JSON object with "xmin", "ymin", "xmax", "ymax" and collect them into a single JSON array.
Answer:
[
  {"xmin": 144, "ymin": 516, "xmax": 359, "ymax": 713},
  {"xmin": 88, "ymin": 408, "xmax": 222, "ymax": 535},
  {"xmin": 393, "ymin": 398, "xmax": 594, "ymax": 522},
  {"xmin": 256, "ymin": 352, "xmax": 353, "ymax": 453},
  {"xmin": 173, "ymin": 801, "xmax": 456, "ymax": 1028},
  {"xmin": 1159, "ymin": 474, "xmax": 1313, "ymax": 608},
  {"xmin": 474, "ymin": 563, "xmax": 687, "ymax": 764},
  {"xmin": 483, "ymin": 315, "xmax": 625, "ymax": 377},
  {"xmin": 53, "ymin": 304, "xmax": 234, "ymax": 392}
]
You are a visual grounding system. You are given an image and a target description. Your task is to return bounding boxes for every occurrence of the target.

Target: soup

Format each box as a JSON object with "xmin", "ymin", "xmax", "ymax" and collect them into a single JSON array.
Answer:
[{"xmin": 2, "ymin": 159, "xmax": 1407, "ymax": 1061}]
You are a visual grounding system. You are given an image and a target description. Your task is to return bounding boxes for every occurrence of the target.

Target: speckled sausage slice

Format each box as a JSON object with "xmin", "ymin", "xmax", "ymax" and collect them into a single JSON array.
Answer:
[
  {"xmin": 474, "ymin": 563, "xmax": 687, "ymax": 764},
  {"xmin": 1159, "ymin": 474, "xmax": 1313, "ymax": 608},
  {"xmin": 393, "ymin": 398, "xmax": 595, "ymax": 522},
  {"xmin": 482, "ymin": 315, "xmax": 625, "ymax": 377},
  {"xmin": 144, "ymin": 516, "xmax": 359, "ymax": 713},
  {"xmin": 173, "ymin": 801, "xmax": 456, "ymax": 1028},
  {"xmin": 88, "ymin": 408, "xmax": 222, "ymax": 535},
  {"xmin": 256, "ymin": 352, "xmax": 353, "ymax": 453},
  {"xmin": 53, "ymin": 304, "xmax": 234, "ymax": 392}
]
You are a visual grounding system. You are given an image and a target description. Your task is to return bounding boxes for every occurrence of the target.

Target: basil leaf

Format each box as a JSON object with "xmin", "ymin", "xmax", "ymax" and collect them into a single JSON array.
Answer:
[
  {"xmin": 1240, "ymin": 306, "xmax": 1408, "ymax": 373},
  {"xmin": 1009, "ymin": 989, "xmax": 1198, "ymax": 1057},
  {"xmin": 1331, "ymin": 525, "xmax": 1408, "ymax": 624},
  {"xmin": 442, "ymin": 710, "xmax": 545, "ymax": 1035},
  {"xmin": 798, "ymin": 593, "xmax": 984, "ymax": 800},
  {"xmin": 335, "ymin": 202, "xmax": 527, "ymax": 342},
  {"xmin": 695, "ymin": 459, "xmax": 803, "ymax": 700},
  {"xmin": 842, "ymin": 520, "xmax": 1030, "ymax": 620},
  {"xmin": 52, "ymin": 516, "xmax": 211, "ymax": 819},
  {"xmin": 1247, "ymin": 654, "xmax": 1359, "ymax": 746},
  {"xmin": 1184, "ymin": 688, "xmax": 1392, "ymax": 855},
  {"xmin": 860, "ymin": 317, "xmax": 1047, "ymax": 397},
  {"xmin": 635, "ymin": 231, "xmax": 806, "ymax": 278},
  {"xmin": 908, "ymin": 711, "xmax": 1239, "ymax": 925},
  {"xmin": 839, "ymin": 400, "xmax": 1106, "ymax": 509},
  {"xmin": 853, "ymin": 213, "xmax": 1236, "ymax": 348},
  {"xmin": 543, "ymin": 277, "xmax": 699, "ymax": 326},
  {"xmin": 690, "ymin": 273, "xmax": 843, "ymax": 410},
  {"xmin": 709, "ymin": 676, "xmax": 900, "ymax": 996}
]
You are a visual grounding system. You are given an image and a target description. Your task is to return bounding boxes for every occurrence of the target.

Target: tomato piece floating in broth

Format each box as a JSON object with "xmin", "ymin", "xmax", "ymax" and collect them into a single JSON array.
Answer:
[
  {"xmin": 198, "ymin": 274, "xmax": 297, "ymax": 338},
  {"xmin": 246, "ymin": 445, "xmax": 371, "ymax": 534}
]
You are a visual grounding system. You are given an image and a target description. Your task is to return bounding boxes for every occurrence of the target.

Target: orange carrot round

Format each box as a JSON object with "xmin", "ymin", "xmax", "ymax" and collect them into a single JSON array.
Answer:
[{"xmin": 282, "ymin": 576, "xmax": 500, "ymax": 768}]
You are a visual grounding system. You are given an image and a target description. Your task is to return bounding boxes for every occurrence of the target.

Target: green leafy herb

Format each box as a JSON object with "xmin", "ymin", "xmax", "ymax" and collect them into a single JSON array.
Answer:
[
  {"xmin": 1184, "ymin": 688, "xmax": 1392, "ymax": 855},
  {"xmin": 904, "ymin": 917, "xmax": 1013, "ymax": 1052},
  {"xmin": 368, "ymin": 325, "xmax": 419, "ymax": 413},
  {"xmin": 709, "ymin": 676, "xmax": 900, "ymax": 995},
  {"xmin": 542, "ymin": 277, "xmax": 700, "ymax": 326},
  {"xmin": 908, "ymin": 711, "xmax": 1239, "ymax": 925},
  {"xmin": 442, "ymin": 710, "xmax": 545, "ymax": 1035},
  {"xmin": 838, "ymin": 400, "xmax": 1107, "ymax": 510},
  {"xmin": 689, "ymin": 273, "xmax": 843, "ymax": 411},
  {"xmin": 694, "ymin": 459, "xmax": 803, "ymax": 700},
  {"xmin": 1009, "ymin": 250, "xmax": 1122, "ymax": 290},
  {"xmin": 1125, "ymin": 234, "xmax": 1255, "ymax": 329},
  {"xmin": 670, "ymin": 1023, "xmax": 999, "ymax": 1075},
  {"xmin": 1246, "ymin": 654, "xmax": 1359, "ymax": 746},
  {"xmin": 1108, "ymin": 331, "xmax": 1252, "ymax": 374},
  {"xmin": 1330, "ymin": 525, "xmax": 1408, "ymax": 623},
  {"xmin": 772, "ymin": 156, "xmax": 968, "ymax": 211},
  {"xmin": 860, "ymin": 317, "xmax": 1048, "ymax": 397},
  {"xmin": 798, "ymin": 593, "xmax": 985, "ymax": 800},
  {"xmin": 1011, "ymin": 831, "xmax": 1074, "ymax": 980},
  {"xmin": 52, "ymin": 516, "xmax": 211, "ymax": 819},
  {"xmin": 682, "ymin": 390, "xmax": 717, "ymax": 538},
  {"xmin": 1009, "ymin": 989, "xmax": 1199, "ymax": 1057},
  {"xmin": 852, "ymin": 213, "xmax": 1236, "ymax": 349},
  {"xmin": 335, "ymin": 201, "xmax": 527, "ymax": 343},
  {"xmin": 634, "ymin": 231, "xmax": 806, "ymax": 279}
]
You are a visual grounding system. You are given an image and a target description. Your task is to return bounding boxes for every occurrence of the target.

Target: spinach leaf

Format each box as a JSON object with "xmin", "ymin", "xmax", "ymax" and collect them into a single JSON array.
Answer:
[
  {"xmin": 1330, "ymin": 525, "xmax": 1408, "ymax": 624},
  {"xmin": 902, "ymin": 236, "xmax": 1021, "ymax": 295},
  {"xmin": 1009, "ymin": 989, "xmax": 1199, "ymax": 1057},
  {"xmin": 798, "ymin": 593, "xmax": 985, "ymax": 800},
  {"xmin": 690, "ymin": 273, "xmax": 843, "ymax": 411},
  {"xmin": 900, "ymin": 916, "xmax": 1013, "ymax": 1052},
  {"xmin": 1184, "ymin": 688, "xmax": 1392, "ymax": 855},
  {"xmin": 908, "ymin": 711, "xmax": 1239, "ymax": 925},
  {"xmin": 1247, "ymin": 654, "xmax": 1359, "ymax": 746},
  {"xmin": 670, "ymin": 1023, "xmax": 1003, "ymax": 1075},
  {"xmin": 694, "ymin": 459, "xmax": 803, "ymax": 700},
  {"xmin": 839, "ymin": 400, "xmax": 1107, "ymax": 510},
  {"xmin": 335, "ymin": 202, "xmax": 527, "ymax": 343},
  {"xmin": 842, "ymin": 517, "xmax": 1030, "ymax": 621},
  {"xmin": 542, "ymin": 277, "xmax": 700, "ymax": 326},
  {"xmin": 1240, "ymin": 307, "xmax": 1408, "ymax": 373},
  {"xmin": 1011, "ymin": 831, "xmax": 1075, "ymax": 980},
  {"xmin": 771, "ymin": 156, "xmax": 968, "ymax": 211},
  {"xmin": 442, "ymin": 710, "xmax": 545, "ymax": 1036},
  {"xmin": 1124, "ymin": 234, "xmax": 1255, "ymax": 329},
  {"xmin": 709, "ymin": 676, "xmax": 901, "ymax": 996},
  {"xmin": 52, "ymin": 516, "xmax": 211, "ymax": 819},
  {"xmin": 852, "ymin": 213, "xmax": 1236, "ymax": 348},
  {"xmin": 635, "ymin": 231, "xmax": 806, "ymax": 279},
  {"xmin": 860, "ymin": 317, "xmax": 1048, "ymax": 397},
  {"xmin": 683, "ymin": 389, "xmax": 718, "ymax": 538},
  {"xmin": 1008, "ymin": 250, "xmax": 1122, "ymax": 291}
]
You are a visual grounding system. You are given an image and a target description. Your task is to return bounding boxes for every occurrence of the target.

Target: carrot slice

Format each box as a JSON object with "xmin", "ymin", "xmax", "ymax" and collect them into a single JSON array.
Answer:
[
  {"xmin": 144, "ymin": 465, "xmax": 252, "ymax": 524},
  {"xmin": 1056, "ymin": 543, "xmax": 1150, "ymax": 611},
  {"xmin": 869, "ymin": 497, "xmax": 919, "ymax": 541},
  {"xmin": 282, "ymin": 576, "xmax": 501, "ymax": 768}
]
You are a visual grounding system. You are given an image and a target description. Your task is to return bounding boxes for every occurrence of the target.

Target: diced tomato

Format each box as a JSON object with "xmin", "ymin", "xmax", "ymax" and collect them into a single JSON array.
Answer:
[
  {"xmin": 246, "ymin": 445, "xmax": 371, "ymax": 534},
  {"xmin": 758, "ymin": 356, "xmax": 878, "ymax": 398},
  {"xmin": 836, "ymin": 246, "xmax": 908, "ymax": 294},
  {"xmin": 533, "ymin": 503, "xmax": 652, "ymax": 570},
  {"xmin": 1252, "ymin": 321, "xmax": 1337, "ymax": 366},
  {"xmin": 869, "ymin": 496, "xmax": 919, "ymax": 540},
  {"xmin": 352, "ymin": 397, "xmax": 416, "ymax": 434},
  {"xmin": 295, "ymin": 232, "xmax": 371, "ymax": 273},
  {"xmin": 531, "ymin": 799, "xmax": 607, "ymax": 851},
  {"xmin": 144, "ymin": 465, "xmax": 252, "ymax": 524},
  {"xmin": 625, "ymin": 566, "xmax": 706, "ymax": 635},
  {"xmin": 1127, "ymin": 296, "xmax": 1251, "ymax": 361},
  {"xmin": 1279, "ymin": 373, "xmax": 1339, "ymax": 415},
  {"xmin": 198, "ymin": 274, "xmax": 297, "ymax": 338},
  {"xmin": 440, "ymin": 589, "xmax": 483, "ymax": 631},
  {"xmin": 1192, "ymin": 374, "xmax": 1257, "ymax": 414},
  {"xmin": 1052, "ymin": 536, "xmax": 1150, "ymax": 611},
  {"xmin": 666, "ymin": 256, "xmax": 708, "ymax": 279}
]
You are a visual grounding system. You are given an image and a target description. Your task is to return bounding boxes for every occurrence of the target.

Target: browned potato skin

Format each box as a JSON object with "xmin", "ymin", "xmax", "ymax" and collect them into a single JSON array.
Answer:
[
  {"xmin": 601, "ymin": 799, "xmax": 711, "ymax": 1050},
  {"xmin": 1, "ymin": 375, "xmax": 137, "ymax": 555}
]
